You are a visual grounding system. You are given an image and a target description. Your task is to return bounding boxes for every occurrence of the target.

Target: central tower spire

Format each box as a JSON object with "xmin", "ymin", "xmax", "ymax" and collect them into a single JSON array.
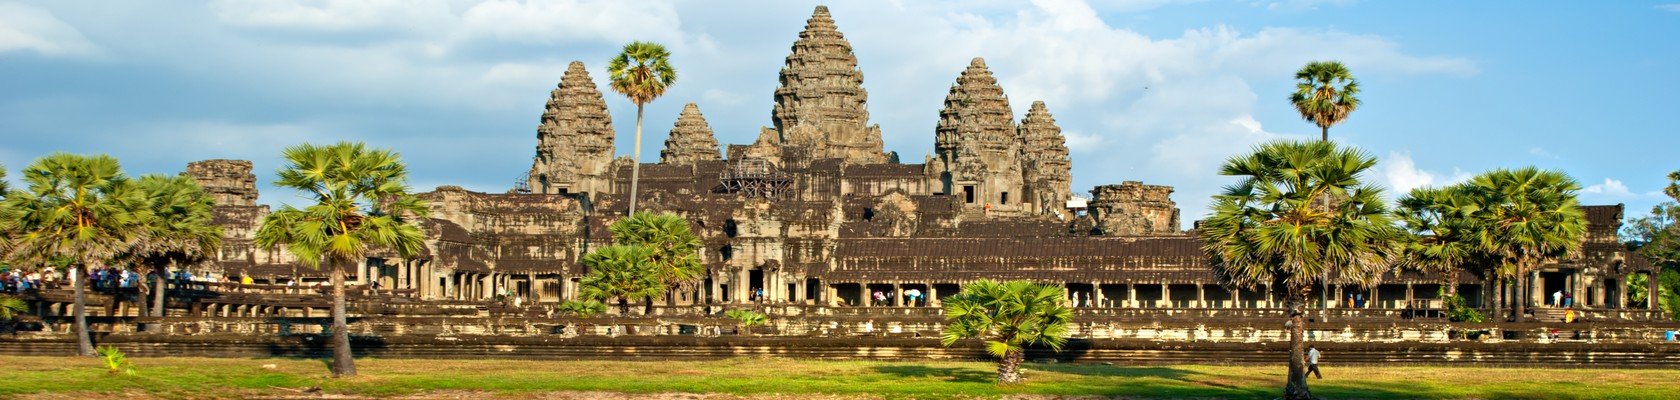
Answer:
[{"xmin": 769, "ymin": 5, "xmax": 887, "ymax": 164}]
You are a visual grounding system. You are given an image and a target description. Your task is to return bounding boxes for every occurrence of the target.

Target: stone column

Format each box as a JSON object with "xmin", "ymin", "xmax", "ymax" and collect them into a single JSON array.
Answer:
[
  {"xmin": 929, "ymin": 284, "xmax": 940, "ymax": 308},
  {"xmin": 1195, "ymin": 285, "xmax": 1206, "ymax": 308},
  {"xmin": 892, "ymin": 283, "xmax": 902, "ymax": 307},
  {"xmin": 735, "ymin": 269, "xmax": 749, "ymax": 303},
  {"xmin": 1094, "ymin": 283, "xmax": 1105, "ymax": 308},
  {"xmin": 858, "ymin": 284, "xmax": 868, "ymax": 307},
  {"xmin": 1651, "ymin": 273, "xmax": 1660, "ymax": 311},
  {"xmin": 1127, "ymin": 283, "xmax": 1137, "ymax": 308},
  {"xmin": 1263, "ymin": 284, "xmax": 1273, "ymax": 308},
  {"xmin": 1370, "ymin": 286, "xmax": 1380, "ymax": 309},
  {"xmin": 1595, "ymin": 278, "xmax": 1607, "ymax": 308},
  {"xmin": 528, "ymin": 273, "xmax": 539, "ymax": 303},
  {"xmin": 1229, "ymin": 287, "xmax": 1239, "ymax": 309},
  {"xmin": 1160, "ymin": 284, "xmax": 1170, "ymax": 308},
  {"xmin": 1063, "ymin": 284, "xmax": 1072, "ymax": 306}
]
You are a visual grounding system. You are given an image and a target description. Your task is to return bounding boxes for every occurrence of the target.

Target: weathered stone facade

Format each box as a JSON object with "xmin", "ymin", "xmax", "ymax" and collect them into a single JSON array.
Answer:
[
  {"xmin": 528, "ymin": 61, "xmax": 616, "ymax": 196},
  {"xmin": 186, "ymin": 159, "xmax": 258, "ymax": 207},
  {"xmin": 1018, "ymin": 101, "xmax": 1073, "ymax": 218},
  {"xmin": 769, "ymin": 5, "xmax": 888, "ymax": 164},
  {"xmin": 932, "ymin": 58, "xmax": 1025, "ymax": 214},
  {"xmin": 1088, "ymin": 181, "xmax": 1180, "ymax": 236},
  {"xmin": 182, "ymin": 5, "xmax": 1659, "ymax": 319},
  {"xmin": 659, "ymin": 103, "xmax": 722, "ymax": 165}
]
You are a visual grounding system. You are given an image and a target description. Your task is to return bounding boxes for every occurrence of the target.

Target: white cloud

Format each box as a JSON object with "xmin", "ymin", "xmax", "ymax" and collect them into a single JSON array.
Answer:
[
  {"xmin": 1062, "ymin": 130, "xmax": 1105, "ymax": 151},
  {"xmin": 209, "ymin": 0, "xmax": 455, "ymax": 32},
  {"xmin": 1658, "ymin": 4, "xmax": 1680, "ymax": 12},
  {"xmin": 838, "ymin": 0, "xmax": 1472, "ymax": 223},
  {"xmin": 700, "ymin": 89, "xmax": 745, "ymax": 108},
  {"xmin": 1378, "ymin": 151, "xmax": 1470, "ymax": 194},
  {"xmin": 459, "ymin": 0, "xmax": 685, "ymax": 44},
  {"xmin": 1583, "ymin": 178, "xmax": 1633, "ymax": 197},
  {"xmin": 1528, "ymin": 147, "xmax": 1556, "ymax": 158},
  {"xmin": 0, "ymin": 2, "xmax": 97, "ymax": 56},
  {"xmin": 1258, "ymin": 0, "xmax": 1356, "ymax": 12}
]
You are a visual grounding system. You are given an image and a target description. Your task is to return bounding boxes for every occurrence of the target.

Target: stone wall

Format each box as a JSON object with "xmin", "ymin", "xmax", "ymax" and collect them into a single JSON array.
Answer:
[{"xmin": 1089, "ymin": 181, "xmax": 1180, "ymax": 235}]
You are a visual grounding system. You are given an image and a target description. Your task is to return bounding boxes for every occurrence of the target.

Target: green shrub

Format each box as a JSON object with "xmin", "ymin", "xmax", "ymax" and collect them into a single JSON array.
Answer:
[
  {"xmin": 554, "ymin": 300, "xmax": 608, "ymax": 317},
  {"xmin": 96, "ymin": 345, "xmax": 135, "ymax": 375},
  {"xmin": 724, "ymin": 309, "xmax": 767, "ymax": 334},
  {"xmin": 0, "ymin": 295, "xmax": 25, "ymax": 321},
  {"xmin": 1438, "ymin": 288, "xmax": 1484, "ymax": 323}
]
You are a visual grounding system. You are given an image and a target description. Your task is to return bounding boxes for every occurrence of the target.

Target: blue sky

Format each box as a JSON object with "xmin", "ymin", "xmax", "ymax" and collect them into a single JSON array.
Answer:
[{"xmin": 2, "ymin": 0, "xmax": 1677, "ymax": 227}]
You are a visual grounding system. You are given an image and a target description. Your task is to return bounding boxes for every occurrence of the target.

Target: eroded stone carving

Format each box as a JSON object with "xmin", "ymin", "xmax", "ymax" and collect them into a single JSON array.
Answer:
[
  {"xmin": 770, "ymin": 6, "xmax": 887, "ymax": 164},
  {"xmin": 659, "ymin": 103, "xmax": 722, "ymax": 165},
  {"xmin": 528, "ymin": 61, "xmax": 616, "ymax": 196},
  {"xmin": 1089, "ymin": 181, "xmax": 1180, "ymax": 236}
]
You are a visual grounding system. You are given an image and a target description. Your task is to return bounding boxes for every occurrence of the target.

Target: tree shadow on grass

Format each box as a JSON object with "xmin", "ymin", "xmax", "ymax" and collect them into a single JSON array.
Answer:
[{"xmin": 871, "ymin": 365, "xmax": 995, "ymax": 383}]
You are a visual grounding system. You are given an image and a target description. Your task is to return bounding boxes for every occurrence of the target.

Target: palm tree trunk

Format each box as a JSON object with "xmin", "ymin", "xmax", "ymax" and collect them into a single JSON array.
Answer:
[
  {"xmin": 150, "ymin": 261, "xmax": 170, "ymax": 332},
  {"xmin": 329, "ymin": 262, "xmax": 357, "ymax": 377},
  {"xmin": 1283, "ymin": 286, "xmax": 1313, "ymax": 400},
  {"xmin": 997, "ymin": 347, "xmax": 1025, "ymax": 384},
  {"xmin": 1320, "ymin": 125, "xmax": 1329, "ymax": 142},
  {"xmin": 617, "ymin": 297, "xmax": 630, "ymax": 316},
  {"xmin": 72, "ymin": 265, "xmax": 94, "ymax": 357},
  {"xmin": 643, "ymin": 295, "xmax": 654, "ymax": 316},
  {"xmin": 629, "ymin": 103, "xmax": 644, "ymax": 215},
  {"xmin": 1513, "ymin": 266, "xmax": 1528, "ymax": 322},
  {"xmin": 1492, "ymin": 277, "xmax": 1504, "ymax": 322}
]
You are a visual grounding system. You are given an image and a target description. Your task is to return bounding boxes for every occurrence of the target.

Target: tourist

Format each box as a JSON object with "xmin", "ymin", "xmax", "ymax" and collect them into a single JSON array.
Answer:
[
  {"xmin": 904, "ymin": 288, "xmax": 922, "ymax": 307},
  {"xmin": 1307, "ymin": 345, "xmax": 1323, "ymax": 379},
  {"xmin": 871, "ymin": 291, "xmax": 885, "ymax": 307},
  {"xmin": 1354, "ymin": 292, "xmax": 1365, "ymax": 309},
  {"xmin": 1565, "ymin": 307, "xmax": 1576, "ymax": 324},
  {"xmin": 1563, "ymin": 291, "xmax": 1573, "ymax": 308},
  {"xmin": 1553, "ymin": 290, "xmax": 1563, "ymax": 307},
  {"xmin": 241, "ymin": 275, "xmax": 254, "ymax": 285}
]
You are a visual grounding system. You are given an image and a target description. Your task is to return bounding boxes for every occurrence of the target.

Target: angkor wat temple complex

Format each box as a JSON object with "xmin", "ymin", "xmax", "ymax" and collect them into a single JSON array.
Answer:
[{"xmin": 185, "ymin": 6, "xmax": 1659, "ymax": 318}]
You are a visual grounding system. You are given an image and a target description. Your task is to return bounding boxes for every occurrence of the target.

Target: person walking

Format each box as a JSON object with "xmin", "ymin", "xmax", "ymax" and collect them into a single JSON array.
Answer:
[
  {"xmin": 1563, "ymin": 291, "xmax": 1574, "ymax": 308},
  {"xmin": 1307, "ymin": 345, "xmax": 1324, "ymax": 379},
  {"xmin": 1553, "ymin": 290, "xmax": 1563, "ymax": 307}
]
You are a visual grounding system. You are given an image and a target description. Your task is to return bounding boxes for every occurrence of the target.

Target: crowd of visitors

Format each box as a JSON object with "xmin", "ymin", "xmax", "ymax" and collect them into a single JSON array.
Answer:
[{"xmin": 0, "ymin": 268, "xmax": 55, "ymax": 293}]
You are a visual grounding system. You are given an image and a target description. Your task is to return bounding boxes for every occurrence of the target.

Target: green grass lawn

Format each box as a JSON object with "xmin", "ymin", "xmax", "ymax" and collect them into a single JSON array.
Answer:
[{"xmin": 1, "ymin": 356, "xmax": 1675, "ymax": 399}]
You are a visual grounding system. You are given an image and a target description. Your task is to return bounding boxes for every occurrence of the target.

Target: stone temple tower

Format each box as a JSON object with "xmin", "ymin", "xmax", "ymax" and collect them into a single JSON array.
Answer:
[
  {"xmin": 933, "ymin": 57, "xmax": 1024, "ymax": 211},
  {"xmin": 769, "ymin": 5, "xmax": 888, "ymax": 164},
  {"xmin": 1018, "ymin": 101, "xmax": 1073, "ymax": 217},
  {"xmin": 659, "ymin": 103, "xmax": 722, "ymax": 165},
  {"xmin": 528, "ymin": 61, "xmax": 616, "ymax": 196}
]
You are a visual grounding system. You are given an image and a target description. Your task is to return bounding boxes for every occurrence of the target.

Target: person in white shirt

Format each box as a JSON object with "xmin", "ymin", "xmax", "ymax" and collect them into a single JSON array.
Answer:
[
  {"xmin": 1306, "ymin": 345, "xmax": 1323, "ymax": 379},
  {"xmin": 1553, "ymin": 290, "xmax": 1563, "ymax": 307}
]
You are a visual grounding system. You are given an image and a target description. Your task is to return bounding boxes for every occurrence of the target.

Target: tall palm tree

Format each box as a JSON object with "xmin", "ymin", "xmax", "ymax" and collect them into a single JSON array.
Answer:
[
  {"xmin": 609, "ymin": 212, "xmax": 703, "ymax": 310},
  {"xmin": 1201, "ymin": 140, "xmax": 1400, "ymax": 400},
  {"xmin": 939, "ymin": 279, "xmax": 1072, "ymax": 385},
  {"xmin": 0, "ymin": 153, "xmax": 146, "ymax": 356},
  {"xmin": 578, "ymin": 244, "xmax": 664, "ymax": 316},
  {"xmin": 607, "ymin": 41, "xmax": 677, "ymax": 215},
  {"xmin": 1290, "ymin": 61, "xmax": 1361, "ymax": 142},
  {"xmin": 1461, "ymin": 167, "xmax": 1585, "ymax": 321},
  {"xmin": 123, "ymin": 174, "xmax": 221, "ymax": 331},
  {"xmin": 254, "ymin": 142, "xmax": 429, "ymax": 377},
  {"xmin": 1395, "ymin": 186, "xmax": 1479, "ymax": 295}
]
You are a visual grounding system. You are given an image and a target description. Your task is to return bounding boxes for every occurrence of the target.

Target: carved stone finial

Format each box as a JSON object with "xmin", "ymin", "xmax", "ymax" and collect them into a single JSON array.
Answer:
[{"xmin": 660, "ymin": 103, "xmax": 722, "ymax": 165}]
